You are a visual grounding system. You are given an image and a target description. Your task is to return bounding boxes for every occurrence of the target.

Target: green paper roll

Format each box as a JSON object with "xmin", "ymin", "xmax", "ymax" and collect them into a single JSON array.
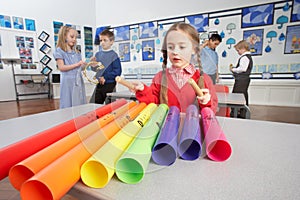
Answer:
[
  {"xmin": 115, "ymin": 104, "xmax": 169, "ymax": 184},
  {"xmin": 80, "ymin": 103, "xmax": 157, "ymax": 188}
]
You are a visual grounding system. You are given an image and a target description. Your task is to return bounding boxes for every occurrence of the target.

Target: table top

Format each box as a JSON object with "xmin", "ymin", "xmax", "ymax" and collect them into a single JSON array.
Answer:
[
  {"xmin": 1, "ymin": 104, "xmax": 299, "ymax": 200},
  {"xmin": 107, "ymin": 91, "xmax": 246, "ymax": 106},
  {"xmin": 70, "ymin": 118, "xmax": 300, "ymax": 200}
]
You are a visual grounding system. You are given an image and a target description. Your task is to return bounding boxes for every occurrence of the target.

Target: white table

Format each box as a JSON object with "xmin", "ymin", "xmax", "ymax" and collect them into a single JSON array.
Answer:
[
  {"xmin": 0, "ymin": 104, "xmax": 299, "ymax": 200},
  {"xmin": 106, "ymin": 91, "xmax": 250, "ymax": 118}
]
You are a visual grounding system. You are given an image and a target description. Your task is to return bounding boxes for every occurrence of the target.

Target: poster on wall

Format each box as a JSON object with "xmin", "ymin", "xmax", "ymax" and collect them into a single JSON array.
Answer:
[
  {"xmin": 243, "ymin": 29, "xmax": 264, "ymax": 56},
  {"xmin": 119, "ymin": 42, "xmax": 130, "ymax": 62},
  {"xmin": 241, "ymin": 4, "xmax": 274, "ymax": 28},
  {"xmin": 185, "ymin": 14, "xmax": 209, "ymax": 32},
  {"xmin": 291, "ymin": 0, "xmax": 300, "ymax": 22},
  {"xmin": 0, "ymin": 15, "xmax": 11, "ymax": 28},
  {"xmin": 25, "ymin": 37, "xmax": 34, "ymax": 48},
  {"xmin": 16, "ymin": 36, "xmax": 25, "ymax": 48},
  {"xmin": 13, "ymin": 16, "xmax": 24, "ymax": 30},
  {"xmin": 139, "ymin": 22, "xmax": 158, "ymax": 39},
  {"xmin": 114, "ymin": 26, "xmax": 130, "ymax": 42},
  {"xmin": 25, "ymin": 19, "xmax": 36, "ymax": 31},
  {"xmin": 19, "ymin": 48, "xmax": 32, "ymax": 64},
  {"xmin": 142, "ymin": 40, "xmax": 155, "ymax": 61},
  {"xmin": 53, "ymin": 21, "xmax": 63, "ymax": 46},
  {"xmin": 284, "ymin": 25, "xmax": 300, "ymax": 54}
]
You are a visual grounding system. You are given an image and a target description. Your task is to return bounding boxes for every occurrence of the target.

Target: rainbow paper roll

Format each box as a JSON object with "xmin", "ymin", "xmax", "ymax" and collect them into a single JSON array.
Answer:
[
  {"xmin": 8, "ymin": 101, "xmax": 136, "ymax": 190},
  {"xmin": 115, "ymin": 104, "xmax": 169, "ymax": 184},
  {"xmin": 80, "ymin": 103, "xmax": 157, "ymax": 188},
  {"xmin": 19, "ymin": 103, "xmax": 146, "ymax": 200},
  {"xmin": 178, "ymin": 104, "xmax": 202, "ymax": 161},
  {"xmin": 201, "ymin": 107, "xmax": 232, "ymax": 162},
  {"xmin": 152, "ymin": 106, "xmax": 180, "ymax": 166},
  {"xmin": 0, "ymin": 99, "xmax": 127, "ymax": 181}
]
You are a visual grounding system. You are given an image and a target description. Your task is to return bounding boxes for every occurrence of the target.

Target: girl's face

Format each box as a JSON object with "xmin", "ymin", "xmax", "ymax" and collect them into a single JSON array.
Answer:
[
  {"xmin": 66, "ymin": 29, "xmax": 77, "ymax": 49},
  {"xmin": 100, "ymin": 35, "xmax": 113, "ymax": 50},
  {"xmin": 166, "ymin": 30, "xmax": 195, "ymax": 69}
]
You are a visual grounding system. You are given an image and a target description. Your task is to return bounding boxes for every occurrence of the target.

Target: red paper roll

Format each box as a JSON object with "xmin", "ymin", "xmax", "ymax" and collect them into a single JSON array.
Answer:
[{"xmin": 0, "ymin": 99, "xmax": 127, "ymax": 181}]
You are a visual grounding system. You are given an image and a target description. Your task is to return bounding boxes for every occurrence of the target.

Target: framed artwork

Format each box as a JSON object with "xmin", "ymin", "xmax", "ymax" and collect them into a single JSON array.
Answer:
[
  {"xmin": 38, "ymin": 31, "xmax": 50, "ymax": 42},
  {"xmin": 25, "ymin": 19, "xmax": 36, "ymax": 31},
  {"xmin": 114, "ymin": 26, "xmax": 130, "ymax": 42},
  {"xmin": 142, "ymin": 40, "xmax": 155, "ymax": 61},
  {"xmin": 0, "ymin": 15, "xmax": 12, "ymax": 28},
  {"xmin": 241, "ymin": 4, "xmax": 274, "ymax": 28},
  {"xmin": 39, "ymin": 43, "xmax": 51, "ymax": 54},
  {"xmin": 40, "ymin": 55, "xmax": 51, "ymax": 65},
  {"xmin": 185, "ymin": 14, "xmax": 209, "ymax": 32},
  {"xmin": 139, "ymin": 22, "xmax": 158, "ymax": 39},
  {"xmin": 12, "ymin": 16, "xmax": 24, "ymax": 30},
  {"xmin": 41, "ymin": 66, "xmax": 52, "ymax": 75},
  {"xmin": 119, "ymin": 42, "xmax": 130, "ymax": 62},
  {"xmin": 291, "ymin": 0, "xmax": 300, "ymax": 22},
  {"xmin": 284, "ymin": 25, "xmax": 300, "ymax": 54},
  {"xmin": 243, "ymin": 29, "xmax": 264, "ymax": 56}
]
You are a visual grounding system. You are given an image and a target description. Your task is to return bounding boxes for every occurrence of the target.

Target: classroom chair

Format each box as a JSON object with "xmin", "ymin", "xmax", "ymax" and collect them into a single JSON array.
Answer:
[{"xmin": 214, "ymin": 84, "xmax": 230, "ymax": 117}]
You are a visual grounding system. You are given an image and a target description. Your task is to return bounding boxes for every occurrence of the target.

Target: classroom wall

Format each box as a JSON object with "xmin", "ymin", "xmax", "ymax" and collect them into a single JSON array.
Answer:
[{"xmin": 0, "ymin": 0, "xmax": 96, "ymax": 101}]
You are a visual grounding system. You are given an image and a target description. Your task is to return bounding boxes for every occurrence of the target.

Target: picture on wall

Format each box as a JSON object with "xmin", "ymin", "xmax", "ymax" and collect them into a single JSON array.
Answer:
[
  {"xmin": 0, "ymin": 15, "xmax": 12, "ymax": 28},
  {"xmin": 40, "ymin": 55, "xmax": 51, "ymax": 65},
  {"xmin": 114, "ymin": 26, "xmax": 130, "ymax": 42},
  {"xmin": 25, "ymin": 19, "xmax": 36, "ymax": 31},
  {"xmin": 243, "ymin": 29, "xmax": 264, "ymax": 56},
  {"xmin": 291, "ymin": 0, "xmax": 300, "ymax": 22},
  {"xmin": 15, "ymin": 36, "xmax": 25, "ymax": 48},
  {"xmin": 19, "ymin": 48, "xmax": 32, "ymax": 64},
  {"xmin": 185, "ymin": 14, "xmax": 209, "ymax": 32},
  {"xmin": 142, "ymin": 40, "xmax": 155, "ymax": 61},
  {"xmin": 39, "ymin": 43, "xmax": 51, "ymax": 54},
  {"xmin": 139, "ymin": 22, "xmax": 158, "ymax": 39},
  {"xmin": 284, "ymin": 25, "xmax": 300, "ymax": 54},
  {"xmin": 119, "ymin": 42, "xmax": 130, "ymax": 62},
  {"xmin": 53, "ymin": 21, "xmax": 63, "ymax": 45},
  {"xmin": 41, "ymin": 66, "xmax": 52, "ymax": 75},
  {"xmin": 241, "ymin": 4, "xmax": 274, "ymax": 28},
  {"xmin": 38, "ymin": 31, "xmax": 50, "ymax": 42},
  {"xmin": 25, "ymin": 37, "xmax": 34, "ymax": 48},
  {"xmin": 13, "ymin": 16, "xmax": 24, "ymax": 30}
]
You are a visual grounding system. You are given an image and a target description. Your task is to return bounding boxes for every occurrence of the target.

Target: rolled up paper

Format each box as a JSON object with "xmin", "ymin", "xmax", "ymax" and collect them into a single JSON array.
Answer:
[
  {"xmin": 115, "ymin": 104, "xmax": 169, "ymax": 184},
  {"xmin": 80, "ymin": 103, "xmax": 157, "ymax": 188},
  {"xmin": 115, "ymin": 76, "xmax": 135, "ymax": 90},
  {"xmin": 201, "ymin": 107, "xmax": 232, "ymax": 162},
  {"xmin": 178, "ymin": 104, "xmax": 202, "ymax": 161},
  {"xmin": 0, "ymin": 99, "xmax": 127, "ymax": 181},
  {"xmin": 9, "ymin": 101, "xmax": 136, "ymax": 190},
  {"xmin": 19, "ymin": 103, "xmax": 146, "ymax": 200},
  {"xmin": 152, "ymin": 106, "xmax": 180, "ymax": 166},
  {"xmin": 188, "ymin": 78, "xmax": 203, "ymax": 97}
]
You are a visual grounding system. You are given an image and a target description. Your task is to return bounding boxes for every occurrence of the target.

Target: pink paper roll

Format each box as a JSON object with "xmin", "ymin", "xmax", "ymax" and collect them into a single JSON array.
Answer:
[{"xmin": 201, "ymin": 107, "xmax": 232, "ymax": 162}]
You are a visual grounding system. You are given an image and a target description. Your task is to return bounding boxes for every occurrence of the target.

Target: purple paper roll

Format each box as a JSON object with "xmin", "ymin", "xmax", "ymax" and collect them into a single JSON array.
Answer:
[
  {"xmin": 152, "ymin": 106, "xmax": 180, "ymax": 166},
  {"xmin": 178, "ymin": 104, "xmax": 202, "ymax": 161}
]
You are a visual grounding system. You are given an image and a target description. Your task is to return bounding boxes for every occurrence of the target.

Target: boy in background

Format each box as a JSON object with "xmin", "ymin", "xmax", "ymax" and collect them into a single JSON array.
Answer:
[
  {"xmin": 89, "ymin": 29, "xmax": 122, "ymax": 104},
  {"xmin": 200, "ymin": 33, "xmax": 222, "ymax": 84}
]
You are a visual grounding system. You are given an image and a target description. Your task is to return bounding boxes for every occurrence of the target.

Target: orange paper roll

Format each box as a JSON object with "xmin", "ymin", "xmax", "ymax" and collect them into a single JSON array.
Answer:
[
  {"xmin": 0, "ymin": 99, "xmax": 127, "ymax": 181},
  {"xmin": 115, "ymin": 76, "xmax": 135, "ymax": 90},
  {"xmin": 188, "ymin": 78, "xmax": 203, "ymax": 97},
  {"xmin": 80, "ymin": 103, "xmax": 157, "ymax": 188},
  {"xmin": 20, "ymin": 103, "xmax": 146, "ymax": 200},
  {"xmin": 9, "ymin": 101, "xmax": 136, "ymax": 190}
]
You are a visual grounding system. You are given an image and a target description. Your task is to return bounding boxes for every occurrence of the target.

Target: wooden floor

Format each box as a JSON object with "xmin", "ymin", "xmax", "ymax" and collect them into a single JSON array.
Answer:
[{"xmin": 0, "ymin": 98, "xmax": 299, "ymax": 200}]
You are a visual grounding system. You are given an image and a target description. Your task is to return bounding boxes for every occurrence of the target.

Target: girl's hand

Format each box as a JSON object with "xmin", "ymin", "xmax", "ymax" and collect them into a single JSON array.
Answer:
[
  {"xmin": 197, "ymin": 88, "xmax": 211, "ymax": 105},
  {"xmin": 130, "ymin": 80, "xmax": 144, "ymax": 92},
  {"xmin": 77, "ymin": 60, "xmax": 86, "ymax": 68},
  {"xmin": 99, "ymin": 76, "xmax": 105, "ymax": 85}
]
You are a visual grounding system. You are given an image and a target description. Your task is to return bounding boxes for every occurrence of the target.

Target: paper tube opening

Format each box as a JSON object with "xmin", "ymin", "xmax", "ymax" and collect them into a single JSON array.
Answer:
[
  {"xmin": 178, "ymin": 139, "xmax": 201, "ymax": 161},
  {"xmin": 116, "ymin": 158, "xmax": 144, "ymax": 184},
  {"xmin": 207, "ymin": 140, "xmax": 232, "ymax": 162},
  {"xmin": 80, "ymin": 160, "xmax": 109, "ymax": 188},
  {"xmin": 152, "ymin": 143, "xmax": 177, "ymax": 166},
  {"xmin": 9, "ymin": 165, "xmax": 35, "ymax": 190},
  {"xmin": 21, "ymin": 179, "xmax": 53, "ymax": 200}
]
